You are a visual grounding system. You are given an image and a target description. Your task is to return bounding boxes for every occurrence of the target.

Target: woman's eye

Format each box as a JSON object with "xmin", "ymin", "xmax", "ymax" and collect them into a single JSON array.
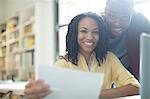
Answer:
[
  {"xmin": 80, "ymin": 30, "xmax": 88, "ymax": 33},
  {"xmin": 92, "ymin": 31, "xmax": 99, "ymax": 34}
]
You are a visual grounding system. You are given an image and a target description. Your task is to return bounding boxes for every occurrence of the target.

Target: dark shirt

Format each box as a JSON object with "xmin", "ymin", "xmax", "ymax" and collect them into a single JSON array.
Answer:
[
  {"xmin": 108, "ymin": 30, "xmax": 129, "ymax": 69},
  {"xmin": 104, "ymin": 11, "xmax": 150, "ymax": 81}
]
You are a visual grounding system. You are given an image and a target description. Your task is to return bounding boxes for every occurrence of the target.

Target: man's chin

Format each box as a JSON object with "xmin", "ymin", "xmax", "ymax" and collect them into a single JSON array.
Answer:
[{"xmin": 111, "ymin": 29, "xmax": 124, "ymax": 36}]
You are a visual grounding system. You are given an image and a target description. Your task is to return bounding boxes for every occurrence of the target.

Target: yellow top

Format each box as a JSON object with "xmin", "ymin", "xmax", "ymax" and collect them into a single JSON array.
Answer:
[{"xmin": 55, "ymin": 52, "xmax": 140, "ymax": 89}]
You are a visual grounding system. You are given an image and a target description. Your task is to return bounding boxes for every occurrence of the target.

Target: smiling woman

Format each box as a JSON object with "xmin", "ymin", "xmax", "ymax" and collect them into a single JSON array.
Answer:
[{"xmin": 58, "ymin": 0, "xmax": 106, "ymax": 56}]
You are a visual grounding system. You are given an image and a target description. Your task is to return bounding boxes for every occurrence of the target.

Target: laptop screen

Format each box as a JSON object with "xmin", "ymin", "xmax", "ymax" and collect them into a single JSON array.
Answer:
[{"xmin": 140, "ymin": 33, "xmax": 150, "ymax": 98}]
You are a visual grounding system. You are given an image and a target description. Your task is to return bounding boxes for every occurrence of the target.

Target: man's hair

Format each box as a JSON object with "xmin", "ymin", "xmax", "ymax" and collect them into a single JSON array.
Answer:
[
  {"xmin": 65, "ymin": 12, "xmax": 108, "ymax": 66},
  {"xmin": 106, "ymin": 0, "xmax": 134, "ymax": 7}
]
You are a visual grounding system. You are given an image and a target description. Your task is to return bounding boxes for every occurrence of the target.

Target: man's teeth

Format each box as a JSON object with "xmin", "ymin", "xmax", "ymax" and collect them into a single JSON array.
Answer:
[{"xmin": 114, "ymin": 28, "xmax": 121, "ymax": 30}]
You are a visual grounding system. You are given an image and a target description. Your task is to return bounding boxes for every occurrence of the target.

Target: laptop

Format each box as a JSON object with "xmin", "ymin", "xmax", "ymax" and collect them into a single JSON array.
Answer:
[{"xmin": 140, "ymin": 33, "xmax": 150, "ymax": 99}]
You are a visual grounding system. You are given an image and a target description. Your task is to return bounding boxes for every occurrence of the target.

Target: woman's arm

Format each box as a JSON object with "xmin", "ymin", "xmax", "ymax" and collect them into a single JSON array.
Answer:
[
  {"xmin": 99, "ymin": 84, "xmax": 139, "ymax": 98},
  {"xmin": 101, "ymin": 52, "xmax": 140, "ymax": 98}
]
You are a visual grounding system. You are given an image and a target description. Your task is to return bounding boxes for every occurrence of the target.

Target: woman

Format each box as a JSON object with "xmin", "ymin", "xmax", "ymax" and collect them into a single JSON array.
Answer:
[{"xmin": 24, "ymin": 12, "xmax": 140, "ymax": 99}]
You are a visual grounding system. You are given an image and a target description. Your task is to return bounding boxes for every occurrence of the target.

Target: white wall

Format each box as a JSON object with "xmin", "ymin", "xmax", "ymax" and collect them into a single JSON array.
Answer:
[
  {"xmin": 3, "ymin": 0, "xmax": 35, "ymax": 21},
  {"xmin": 0, "ymin": 0, "xmax": 4, "ymax": 23},
  {"xmin": 35, "ymin": 0, "xmax": 56, "ymax": 65},
  {"xmin": 34, "ymin": 0, "xmax": 57, "ymax": 78}
]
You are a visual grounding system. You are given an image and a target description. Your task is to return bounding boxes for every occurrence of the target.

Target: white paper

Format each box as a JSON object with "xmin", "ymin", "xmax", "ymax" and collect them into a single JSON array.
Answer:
[{"xmin": 37, "ymin": 65, "xmax": 104, "ymax": 99}]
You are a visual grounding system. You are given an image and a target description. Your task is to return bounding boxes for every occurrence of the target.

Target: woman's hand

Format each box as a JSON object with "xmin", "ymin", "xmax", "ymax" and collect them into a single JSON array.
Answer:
[{"xmin": 24, "ymin": 80, "xmax": 51, "ymax": 99}]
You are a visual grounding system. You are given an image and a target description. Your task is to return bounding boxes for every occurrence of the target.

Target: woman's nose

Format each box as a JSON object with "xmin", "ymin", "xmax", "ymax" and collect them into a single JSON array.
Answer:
[{"xmin": 86, "ymin": 32, "xmax": 93, "ymax": 40}]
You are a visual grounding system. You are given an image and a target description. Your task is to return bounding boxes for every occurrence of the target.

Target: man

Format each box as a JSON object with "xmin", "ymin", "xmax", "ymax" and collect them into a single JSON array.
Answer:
[{"xmin": 104, "ymin": 0, "xmax": 150, "ymax": 80}]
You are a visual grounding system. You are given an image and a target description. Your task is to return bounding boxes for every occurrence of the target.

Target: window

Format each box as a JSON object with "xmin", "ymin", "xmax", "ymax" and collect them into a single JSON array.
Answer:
[{"xmin": 134, "ymin": 0, "xmax": 150, "ymax": 21}]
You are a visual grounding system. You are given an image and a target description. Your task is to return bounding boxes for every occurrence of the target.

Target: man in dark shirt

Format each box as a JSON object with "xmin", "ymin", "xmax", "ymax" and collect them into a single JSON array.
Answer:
[{"xmin": 104, "ymin": 0, "xmax": 150, "ymax": 80}]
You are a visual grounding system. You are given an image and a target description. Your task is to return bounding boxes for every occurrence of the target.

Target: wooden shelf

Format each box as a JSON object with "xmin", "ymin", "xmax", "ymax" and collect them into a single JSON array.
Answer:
[
  {"xmin": 21, "ymin": 46, "xmax": 34, "ymax": 52},
  {"xmin": 22, "ymin": 32, "xmax": 34, "ymax": 38},
  {"xmin": 22, "ymin": 17, "xmax": 35, "ymax": 27},
  {"xmin": 8, "ymin": 39, "xmax": 19, "ymax": 44},
  {"xmin": 0, "ymin": 42, "xmax": 7, "ymax": 47},
  {"xmin": 0, "ymin": 6, "xmax": 35, "ymax": 81}
]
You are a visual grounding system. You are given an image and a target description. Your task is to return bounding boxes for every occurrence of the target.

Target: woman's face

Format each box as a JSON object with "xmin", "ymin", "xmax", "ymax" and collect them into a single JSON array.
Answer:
[{"xmin": 78, "ymin": 17, "xmax": 99, "ymax": 54}]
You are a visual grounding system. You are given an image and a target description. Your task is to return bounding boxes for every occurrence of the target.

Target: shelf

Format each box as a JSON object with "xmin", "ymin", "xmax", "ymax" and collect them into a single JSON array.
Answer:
[
  {"xmin": 9, "ymin": 50, "xmax": 20, "ymax": 55},
  {"xmin": 1, "ymin": 32, "xmax": 6, "ymax": 37},
  {"xmin": 0, "ymin": 42, "xmax": 7, "ymax": 47},
  {"xmin": 0, "ymin": 56, "xmax": 5, "ymax": 58},
  {"xmin": 21, "ymin": 46, "xmax": 34, "ymax": 52},
  {"xmin": 0, "ymin": 69, "xmax": 7, "ymax": 72},
  {"xmin": 7, "ymin": 26, "xmax": 20, "ymax": 34},
  {"xmin": 8, "ymin": 39, "xmax": 19, "ymax": 44},
  {"xmin": 0, "ymin": 5, "xmax": 36, "ymax": 81},
  {"xmin": 22, "ymin": 17, "xmax": 35, "ymax": 27},
  {"xmin": 22, "ymin": 32, "xmax": 34, "ymax": 38}
]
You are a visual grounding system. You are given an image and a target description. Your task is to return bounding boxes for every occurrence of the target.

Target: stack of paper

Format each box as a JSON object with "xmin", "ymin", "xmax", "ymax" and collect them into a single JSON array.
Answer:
[{"xmin": 37, "ymin": 65, "xmax": 104, "ymax": 99}]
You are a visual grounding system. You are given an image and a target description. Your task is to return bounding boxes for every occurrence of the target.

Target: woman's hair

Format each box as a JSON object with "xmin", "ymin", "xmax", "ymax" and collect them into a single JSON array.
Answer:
[{"xmin": 65, "ymin": 12, "xmax": 108, "ymax": 66}]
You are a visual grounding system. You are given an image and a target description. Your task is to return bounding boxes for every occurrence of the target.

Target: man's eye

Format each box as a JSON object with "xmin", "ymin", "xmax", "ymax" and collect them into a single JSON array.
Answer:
[
  {"xmin": 110, "ymin": 15, "xmax": 116, "ymax": 19},
  {"xmin": 122, "ymin": 16, "xmax": 130, "ymax": 20}
]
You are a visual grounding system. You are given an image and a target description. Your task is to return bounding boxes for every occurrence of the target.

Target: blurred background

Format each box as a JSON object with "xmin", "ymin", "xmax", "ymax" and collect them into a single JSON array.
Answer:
[{"xmin": 0, "ymin": 0, "xmax": 149, "ymax": 82}]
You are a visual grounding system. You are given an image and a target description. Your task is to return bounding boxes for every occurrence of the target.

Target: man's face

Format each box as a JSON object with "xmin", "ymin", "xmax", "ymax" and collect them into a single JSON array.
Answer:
[{"xmin": 105, "ymin": 1, "xmax": 133, "ymax": 36}]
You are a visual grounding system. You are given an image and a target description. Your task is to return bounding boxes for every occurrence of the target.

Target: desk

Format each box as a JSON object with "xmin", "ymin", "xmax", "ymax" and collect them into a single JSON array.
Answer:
[
  {"xmin": 100, "ymin": 95, "xmax": 140, "ymax": 99},
  {"xmin": 0, "ymin": 81, "xmax": 141, "ymax": 99},
  {"xmin": 116, "ymin": 95, "xmax": 140, "ymax": 99},
  {"xmin": 0, "ymin": 81, "xmax": 27, "ymax": 98}
]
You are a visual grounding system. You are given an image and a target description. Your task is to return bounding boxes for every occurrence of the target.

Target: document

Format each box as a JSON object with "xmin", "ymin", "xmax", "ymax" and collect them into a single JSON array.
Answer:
[{"xmin": 37, "ymin": 65, "xmax": 104, "ymax": 99}]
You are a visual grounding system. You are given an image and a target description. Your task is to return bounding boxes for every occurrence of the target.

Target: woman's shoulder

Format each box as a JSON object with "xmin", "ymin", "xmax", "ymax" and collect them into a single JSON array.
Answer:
[
  {"xmin": 104, "ymin": 51, "xmax": 120, "ymax": 64},
  {"xmin": 106, "ymin": 51, "xmax": 118, "ymax": 59},
  {"xmin": 55, "ymin": 56, "xmax": 68, "ymax": 63},
  {"xmin": 55, "ymin": 56, "xmax": 70, "ymax": 68}
]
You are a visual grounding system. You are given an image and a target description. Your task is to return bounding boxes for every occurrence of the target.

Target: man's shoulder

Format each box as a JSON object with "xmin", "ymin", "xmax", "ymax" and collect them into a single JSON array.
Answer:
[
  {"xmin": 131, "ymin": 11, "xmax": 149, "ymax": 23},
  {"xmin": 129, "ymin": 11, "xmax": 150, "ymax": 33}
]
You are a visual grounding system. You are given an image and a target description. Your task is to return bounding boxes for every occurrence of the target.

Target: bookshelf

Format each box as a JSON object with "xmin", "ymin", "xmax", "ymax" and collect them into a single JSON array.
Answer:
[
  {"xmin": 0, "ymin": 0, "xmax": 57, "ymax": 98},
  {"xmin": 0, "ymin": 0, "xmax": 57, "ymax": 83},
  {"xmin": 0, "ymin": 6, "xmax": 35, "ymax": 81}
]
